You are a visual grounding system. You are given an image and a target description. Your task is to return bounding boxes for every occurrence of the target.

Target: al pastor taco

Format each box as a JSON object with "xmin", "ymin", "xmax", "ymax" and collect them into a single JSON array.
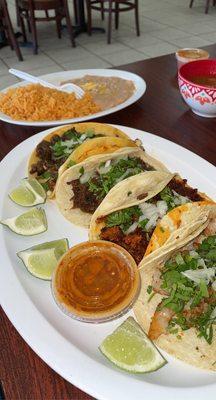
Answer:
[
  {"xmin": 89, "ymin": 172, "xmax": 210, "ymax": 264},
  {"xmin": 28, "ymin": 122, "xmax": 136, "ymax": 198},
  {"xmin": 55, "ymin": 147, "xmax": 168, "ymax": 227},
  {"xmin": 134, "ymin": 203, "xmax": 216, "ymax": 371}
]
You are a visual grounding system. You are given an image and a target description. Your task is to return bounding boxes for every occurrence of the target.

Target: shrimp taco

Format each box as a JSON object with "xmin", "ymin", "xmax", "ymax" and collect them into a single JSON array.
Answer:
[
  {"xmin": 55, "ymin": 147, "xmax": 168, "ymax": 227},
  {"xmin": 134, "ymin": 203, "xmax": 216, "ymax": 371},
  {"xmin": 28, "ymin": 122, "xmax": 136, "ymax": 198},
  {"xmin": 89, "ymin": 172, "xmax": 210, "ymax": 265}
]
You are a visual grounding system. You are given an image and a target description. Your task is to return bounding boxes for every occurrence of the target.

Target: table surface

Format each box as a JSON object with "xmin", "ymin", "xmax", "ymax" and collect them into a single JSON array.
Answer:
[{"xmin": 0, "ymin": 44, "xmax": 216, "ymax": 400}]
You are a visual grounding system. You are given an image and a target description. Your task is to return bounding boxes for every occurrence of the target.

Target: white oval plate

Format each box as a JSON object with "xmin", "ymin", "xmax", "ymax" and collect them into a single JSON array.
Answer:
[
  {"xmin": 0, "ymin": 126, "xmax": 216, "ymax": 400},
  {"xmin": 0, "ymin": 69, "xmax": 146, "ymax": 127}
]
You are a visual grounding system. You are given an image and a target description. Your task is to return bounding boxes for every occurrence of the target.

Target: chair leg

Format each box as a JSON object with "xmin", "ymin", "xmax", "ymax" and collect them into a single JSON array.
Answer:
[
  {"xmin": 189, "ymin": 0, "xmax": 194, "ymax": 8},
  {"xmin": 5, "ymin": 6, "xmax": 23, "ymax": 60},
  {"xmin": 63, "ymin": 0, "xmax": 75, "ymax": 47},
  {"xmin": 19, "ymin": 13, "xmax": 27, "ymax": 42},
  {"xmin": 205, "ymin": 0, "xmax": 211, "ymax": 13},
  {"xmin": 115, "ymin": 1, "xmax": 119, "ymax": 29},
  {"xmin": 73, "ymin": 0, "xmax": 78, "ymax": 24},
  {"xmin": 15, "ymin": 0, "xmax": 21, "ymax": 26},
  {"xmin": 107, "ymin": 0, "xmax": 112, "ymax": 44},
  {"xmin": 101, "ymin": 0, "xmax": 105, "ymax": 20},
  {"xmin": 29, "ymin": 8, "xmax": 38, "ymax": 54},
  {"xmin": 55, "ymin": 9, "xmax": 61, "ymax": 38},
  {"xmin": 135, "ymin": 0, "xmax": 140, "ymax": 36},
  {"xmin": 213, "ymin": 0, "xmax": 216, "ymax": 6},
  {"xmin": 26, "ymin": 10, "xmax": 31, "ymax": 32},
  {"xmin": 86, "ymin": 0, "xmax": 92, "ymax": 36}
]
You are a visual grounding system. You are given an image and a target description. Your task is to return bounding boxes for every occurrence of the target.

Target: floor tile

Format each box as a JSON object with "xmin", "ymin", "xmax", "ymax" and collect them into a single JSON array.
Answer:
[
  {"xmin": 82, "ymin": 41, "xmax": 129, "ymax": 56},
  {"xmin": 4, "ymin": 53, "xmax": 58, "ymax": 71},
  {"xmin": 137, "ymin": 42, "xmax": 178, "ymax": 57},
  {"xmin": 0, "ymin": 73, "xmax": 19, "ymax": 89},
  {"xmin": 166, "ymin": 35, "xmax": 212, "ymax": 48},
  {"xmin": 100, "ymin": 49, "xmax": 149, "ymax": 66},
  {"xmin": 45, "ymin": 46, "xmax": 93, "ymax": 63},
  {"xmin": 60, "ymin": 57, "xmax": 112, "ymax": 70}
]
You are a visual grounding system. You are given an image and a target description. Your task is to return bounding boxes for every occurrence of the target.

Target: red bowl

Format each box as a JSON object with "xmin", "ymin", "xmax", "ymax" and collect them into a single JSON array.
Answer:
[{"xmin": 178, "ymin": 59, "xmax": 216, "ymax": 118}]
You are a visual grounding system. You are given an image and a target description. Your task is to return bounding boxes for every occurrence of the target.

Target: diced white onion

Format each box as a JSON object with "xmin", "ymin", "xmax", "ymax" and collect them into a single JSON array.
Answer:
[
  {"xmin": 172, "ymin": 190, "xmax": 189, "ymax": 205},
  {"xmin": 156, "ymin": 200, "xmax": 168, "ymax": 217},
  {"xmin": 212, "ymin": 281, "xmax": 216, "ymax": 292},
  {"xmin": 98, "ymin": 160, "xmax": 112, "ymax": 174},
  {"xmin": 197, "ymin": 258, "xmax": 207, "ymax": 269},
  {"xmin": 79, "ymin": 133, "xmax": 87, "ymax": 141},
  {"xmin": 115, "ymin": 168, "xmax": 134, "ymax": 183},
  {"xmin": 189, "ymin": 250, "xmax": 199, "ymax": 258},
  {"xmin": 80, "ymin": 171, "xmax": 94, "ymax": 184},
  {"xmin": 181, "ymin": 267, "xmax": 216, "ymax": 285},
  {"xmin": 145, "ymin": 214, "xmax": 159, "ymax": 231},
  {"xmin": 139, "ymin": 203, "xmax": 158, "ymax": 218},
  {"xmin": 125, "ymin": 222, "xmax": 138, "ymax": 234}
]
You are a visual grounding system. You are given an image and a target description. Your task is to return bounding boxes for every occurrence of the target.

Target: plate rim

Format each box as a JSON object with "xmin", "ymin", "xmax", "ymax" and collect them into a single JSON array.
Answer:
[
  {"xmin": 0, "ymin": 69, "xmax": 146, "ymax": 127},
  {"xmin": 0, "ymin": 125, "xmax": 216, "ymax": 400}
]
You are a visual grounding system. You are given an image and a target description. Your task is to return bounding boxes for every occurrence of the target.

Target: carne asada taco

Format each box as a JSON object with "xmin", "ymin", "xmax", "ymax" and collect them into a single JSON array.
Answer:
[
  {"xmin": 55, "ymin": 147, "xmax": 168, "ymax": 227},
  {"xmin": 28, "ymin": 122, "xmax": 136, "ymax": 198},
  {"xmin": 134, "ymin": 203, "xmax": 216, "ymax": 371},
  {"xmin": 89, "ymin": 172, "xmax": 210, "ymax": 265}
]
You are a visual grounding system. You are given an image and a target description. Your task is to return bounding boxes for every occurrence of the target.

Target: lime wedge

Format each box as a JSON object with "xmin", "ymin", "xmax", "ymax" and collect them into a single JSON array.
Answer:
[
  {"xmin": 17, "ymin": 239, "xmax": 69, "ymax": 280},
  {"xmin": 99, "ymin": 317, "xmax": 167, "ymax": 373},
  {"xmin": 18, "ymin": 248, "xmax": 57, "ymax": 280},
  {"xmin": 9, "ymin": 178, "xmax": 46, "ymax": 206},
  {"xmin": 1, "ymin": 208, "xmax": 47, "ymax": 236}
]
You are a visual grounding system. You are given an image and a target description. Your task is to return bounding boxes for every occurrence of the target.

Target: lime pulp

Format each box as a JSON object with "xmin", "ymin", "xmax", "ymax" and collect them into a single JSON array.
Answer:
[
  {"xmin": 17, "ymin": 239, "xmax": 69, "ymax": 280},
  {"xmin": 9, "ymin": 178, "xmax": 46, "ymax": 206},
  {"xmin": 99, "ymin": 317, "xmax": 167, "ymax": 373},
  {"xmin": 1, "ymin": 208, "xmax": 47, "ymax": 236}
]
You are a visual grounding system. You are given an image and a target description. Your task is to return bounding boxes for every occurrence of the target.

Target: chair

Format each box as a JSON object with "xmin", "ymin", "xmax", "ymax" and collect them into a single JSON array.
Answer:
[
  {"xmin": 86, "ymin": 0, "xmax": 140, "ymax": 44},
  {"xmin": 0, "ymin": 0, "xmax": 23, "ymax": 60},
  {"xmin": 189, "ymin": 0, "xmax": 216, "ymax": 14},
  {"xmin": 17, "ymin": 0, "xmax": 75, "ymax": 54}
]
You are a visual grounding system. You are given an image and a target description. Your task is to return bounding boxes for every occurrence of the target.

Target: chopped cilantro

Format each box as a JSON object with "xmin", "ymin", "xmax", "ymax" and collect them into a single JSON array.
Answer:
[
  {"xmin": 127, "ymin": 191, "xmax": 132, "ymax": 196},
  {"xmin": 88, "ymin": 157, "xmax": 148, "ymax": 199},
  {"xmin": 156, "ymin": 235, "xmax": 216, "ymax": 344},
  {"xmin": 147, "ymin": 285, "xmax": 153, "ymax": 294},
  {"xmin": 79, "ymin": 166, "xmax": 84, "ymax": 175},
  {"xmin": 106, "ymin": 206, "xmax": 142, "ymax": 233}
]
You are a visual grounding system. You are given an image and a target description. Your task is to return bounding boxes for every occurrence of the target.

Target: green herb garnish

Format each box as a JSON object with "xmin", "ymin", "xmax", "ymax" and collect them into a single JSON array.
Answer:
[{"xmin": 106, "ymin": 206, "xmax": 142, "ymax": 233}]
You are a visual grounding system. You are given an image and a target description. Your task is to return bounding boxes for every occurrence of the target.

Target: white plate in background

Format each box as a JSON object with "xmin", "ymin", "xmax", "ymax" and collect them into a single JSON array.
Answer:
[{"xmin": 0, "ymin": 69, "xmax": 146, "ymax": 127}]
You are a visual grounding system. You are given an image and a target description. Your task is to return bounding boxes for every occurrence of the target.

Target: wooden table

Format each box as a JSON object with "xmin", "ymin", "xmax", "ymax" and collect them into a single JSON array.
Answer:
[{"xmin": 0, "ymin": 45, "xmax": 216, "ymax": 400}]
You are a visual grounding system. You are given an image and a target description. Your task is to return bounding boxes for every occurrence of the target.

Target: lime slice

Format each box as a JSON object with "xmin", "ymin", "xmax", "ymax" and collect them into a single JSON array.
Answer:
[
  {"xmin": 18, "ymin": 248, "xmax": 57, "ymax": 280},
  {"xmin": 1, "ymin": 208, "xmax": 47, "ymax": 236},
  {"xmin": 99, "ymin": 317, "xmax": 167, "ymax": 373},
  {"xmin": 18, "ymin": 238, "xmax": 69, "ymax": 259},
  {"xmin": 17, "ymin": 239, "xmax": 69, "ymax": 280},
  {"xmin": 9, "ymin": 178, "xmax": 46, "ymax": 206}
]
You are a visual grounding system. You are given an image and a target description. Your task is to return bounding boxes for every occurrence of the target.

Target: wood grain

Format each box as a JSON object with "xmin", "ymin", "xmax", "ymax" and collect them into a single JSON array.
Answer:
[{"xmin": 0, "ymin": 44, "xmax": 215, "ymax": 400}]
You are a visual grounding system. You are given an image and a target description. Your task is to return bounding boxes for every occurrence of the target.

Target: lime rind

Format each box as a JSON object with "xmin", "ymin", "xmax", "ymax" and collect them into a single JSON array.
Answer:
[
  {"xmin": 1, "ymin": 208, "xmax": 47, "ymax": 236},
  {"xmin": 17, "ymin": 238, "xmax": 69, "ymax": 280},
  {"xmin": 99, "ymin": 317, "xmax": 167, "ymax": 374}
]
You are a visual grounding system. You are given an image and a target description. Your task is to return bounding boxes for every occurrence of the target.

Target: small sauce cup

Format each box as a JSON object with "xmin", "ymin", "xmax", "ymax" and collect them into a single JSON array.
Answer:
[
  {"xmin": 52, "ymin": 240, "xmax": 140, "ymax": 323},
  {"xmin": 175, "ymin": 48, "xmax": 209, "ymax": 70}
]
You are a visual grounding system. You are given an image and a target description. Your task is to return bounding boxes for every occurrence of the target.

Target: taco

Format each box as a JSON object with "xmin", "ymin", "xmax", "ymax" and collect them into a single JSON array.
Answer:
[
  {"xmin": 55, "ymin": 147, "xmax": 168, "ymax": 227},
  {"xmin": 134, "ymin": 203, "xmax": 216, "ymax": 371},
  {"xmin": 28, "ymin": 122, "xmax": 136, "ymax": 198},
  {"xmin": 89, "ymin": 172, "xmax": 210, "ymax": 265}
]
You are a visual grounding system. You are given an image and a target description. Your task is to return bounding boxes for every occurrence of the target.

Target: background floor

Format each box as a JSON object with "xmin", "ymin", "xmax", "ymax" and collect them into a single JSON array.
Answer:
[{"xmin": 0, "ymin": 0, "xmax": 216, "ymax": 89}]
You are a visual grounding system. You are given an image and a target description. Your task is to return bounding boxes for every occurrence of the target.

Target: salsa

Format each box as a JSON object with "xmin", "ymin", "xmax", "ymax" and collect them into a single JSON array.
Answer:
[
  {"xmin": 189, "ymin": 75, "xmax": 216, "ymax": 88},
  {"xmin": 52, "ymin": 241, "xmax": 140, "ymax": 322}
]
